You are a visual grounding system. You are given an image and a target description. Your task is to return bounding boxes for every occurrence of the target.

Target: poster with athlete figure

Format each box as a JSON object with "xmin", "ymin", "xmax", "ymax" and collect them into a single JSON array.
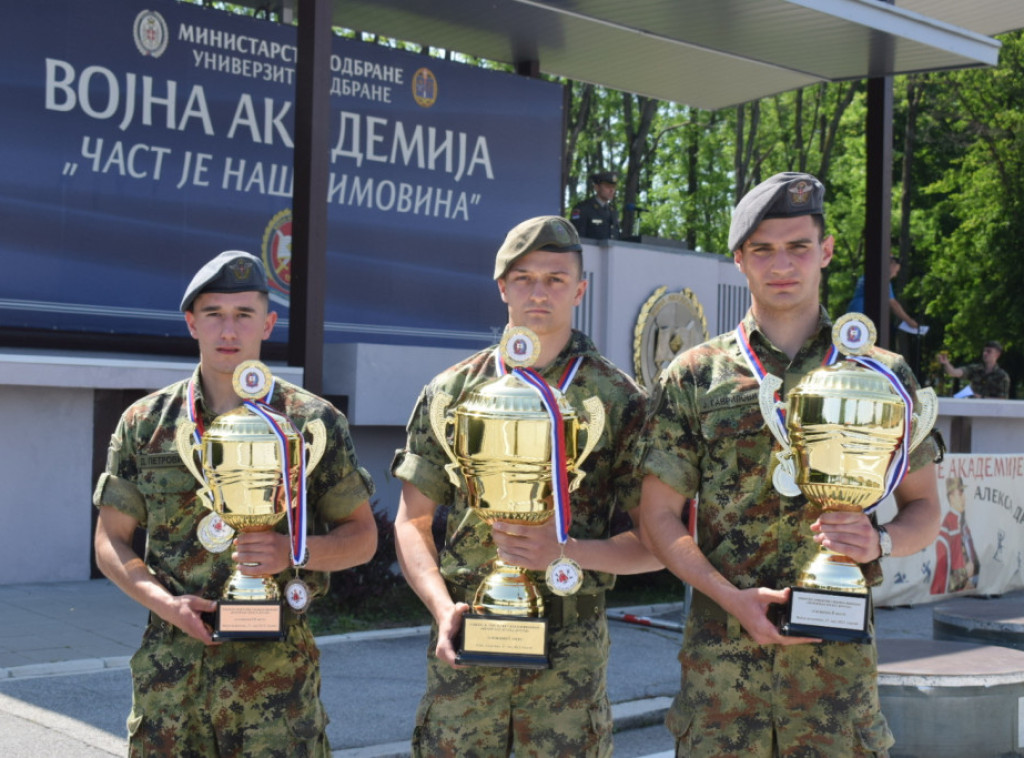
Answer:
[{"xmin": 874, "ymin": 453, "xmax": 1024, "ymax": 607}]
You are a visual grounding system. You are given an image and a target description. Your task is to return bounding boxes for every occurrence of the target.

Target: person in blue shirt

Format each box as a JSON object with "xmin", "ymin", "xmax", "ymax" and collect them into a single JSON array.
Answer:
[{"xmin": 847, "ymin": 255, "xmax": 918, "ymax": 331}]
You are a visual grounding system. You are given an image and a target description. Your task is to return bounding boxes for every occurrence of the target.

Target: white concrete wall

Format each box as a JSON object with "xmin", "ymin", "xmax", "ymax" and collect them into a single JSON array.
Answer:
[
  {"xmin": 1, "ymin": 385, "xmax": 94, "ymax": 583},
  {"xmin": 935, "ymin": 397, "xmax": 1024, "ymax": 454}
]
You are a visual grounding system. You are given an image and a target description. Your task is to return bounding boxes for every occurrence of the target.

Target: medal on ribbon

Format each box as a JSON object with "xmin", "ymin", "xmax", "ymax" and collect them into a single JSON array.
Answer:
[
  {"xmin": 284, "ymin": 575, "xmax": 312, "ymax": 613},
  {"xmin": 498, "ymin": 327, "xmax": 586, "ymax": 597},
  {"xmin": 832, "ymin": 314, "xmax": 914, "ymax": 513},
  {"xmin": 186, "ymin": 375, "xmax": 238, "ymax": 551},
  {"xmin": 235, "ymin": 360, "xmax": 315, "ymax": 612},
  {"xmin": 737, "ymin": 321, "xmax": 837, "ymax": 497}
]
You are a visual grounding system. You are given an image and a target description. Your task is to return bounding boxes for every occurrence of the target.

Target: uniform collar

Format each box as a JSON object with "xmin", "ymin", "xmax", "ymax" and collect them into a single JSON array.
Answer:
[
  {"xmin": 532, "ymin": 330, "xmax": 595, "ymax": 379},
  {"xmin": 739, "ymin": 307, "xmax": 833, "ymax": 361}
]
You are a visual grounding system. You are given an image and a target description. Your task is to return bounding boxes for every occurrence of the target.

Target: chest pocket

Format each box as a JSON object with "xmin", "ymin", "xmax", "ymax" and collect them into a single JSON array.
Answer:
[
  {"xmin": 136, "ymin": 463, "xmax": 204, "ymax": 530},
  {"xmin": 700, "ymin": 397, "xmax": 772, "ymax": 493}
]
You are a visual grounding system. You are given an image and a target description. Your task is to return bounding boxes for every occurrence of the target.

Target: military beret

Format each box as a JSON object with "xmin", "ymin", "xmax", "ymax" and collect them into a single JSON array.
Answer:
[
  {"xmin": 590, "ymin": 171, "xmax": 618, "ymax": 185},
  {"xmin": 493, "ymin": 216, "xmax": 582, "ymax": 280},
  {"xmin": 728, "ymin": 172, "xmax": 825, "ymax": 252},
  {"xmin": 179, "ymin": 250, "xmax": 269, "ymax": 312}
]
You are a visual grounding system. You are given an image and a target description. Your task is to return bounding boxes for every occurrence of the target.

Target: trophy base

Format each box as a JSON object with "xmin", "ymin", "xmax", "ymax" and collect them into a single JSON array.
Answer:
[
  {"xmin": 779, "ymin": 587, "xmax": 872, "ymax": 644},
  {"xmin": 212, "ymin": 600, "xmax": 284, "ymax": 641},
  {"xmin": 455, "ymin": 613, "xmax": 549, "ymax": 669}
]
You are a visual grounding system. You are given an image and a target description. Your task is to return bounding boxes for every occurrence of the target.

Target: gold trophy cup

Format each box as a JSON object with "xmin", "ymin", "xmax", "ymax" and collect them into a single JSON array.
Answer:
[
  {"xmin": 430, "ymin": 327, "xmax": 605, "ymax": 668},
  {"xmin": 176, "ymin": 361, "xmax": 326, "ymax": 640},
  {"xmin": 766, "ymin": 315, "xmax": 936, "ymax": 642}
]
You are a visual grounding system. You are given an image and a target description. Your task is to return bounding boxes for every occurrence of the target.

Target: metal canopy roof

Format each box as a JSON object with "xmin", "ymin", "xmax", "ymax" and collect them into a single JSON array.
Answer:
[{"xmin": 311, "ymin": 0, "xmax": 1024, "ymax": 110}]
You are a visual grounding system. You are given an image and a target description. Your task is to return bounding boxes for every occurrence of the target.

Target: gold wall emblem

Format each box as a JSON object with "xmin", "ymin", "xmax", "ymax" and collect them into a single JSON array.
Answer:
[{"xmin": 633, "ymin": 286, "xmax": 709, "ymax": 388}]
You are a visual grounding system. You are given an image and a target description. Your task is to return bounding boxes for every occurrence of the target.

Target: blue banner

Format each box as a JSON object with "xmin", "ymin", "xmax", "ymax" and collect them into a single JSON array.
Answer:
[{"xmin": 0, "ymin": 0, "xmax": 564, "ymax": 347}]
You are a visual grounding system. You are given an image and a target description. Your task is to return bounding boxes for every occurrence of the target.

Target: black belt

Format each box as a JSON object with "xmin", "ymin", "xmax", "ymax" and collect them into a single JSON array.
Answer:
[{"xmin": 448, "ymin": 585, "xmax": 605, "ymax": 630}]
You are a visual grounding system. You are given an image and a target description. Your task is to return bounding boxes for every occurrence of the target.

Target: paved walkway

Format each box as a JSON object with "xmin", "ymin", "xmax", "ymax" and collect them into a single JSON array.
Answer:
[{"xmin": 2, "ymin": 579, "xmax": 1022, "ymax": 757}]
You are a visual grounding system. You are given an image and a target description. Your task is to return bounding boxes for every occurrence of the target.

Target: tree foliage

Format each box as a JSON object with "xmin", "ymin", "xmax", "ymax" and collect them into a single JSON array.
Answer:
[{"xmin": 559, "ymin": 31, "xmax": 1024, "ymax": 390}]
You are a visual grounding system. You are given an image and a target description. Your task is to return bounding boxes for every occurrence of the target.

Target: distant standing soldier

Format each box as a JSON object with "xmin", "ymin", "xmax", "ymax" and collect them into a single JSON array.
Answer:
[
  {"xmin": 938, "ymin": 340, "xmax": 1010, "ymax": 398},
  {"xmin": 570, "ymin": 171, "xmax": 621, "ymax": 240}
]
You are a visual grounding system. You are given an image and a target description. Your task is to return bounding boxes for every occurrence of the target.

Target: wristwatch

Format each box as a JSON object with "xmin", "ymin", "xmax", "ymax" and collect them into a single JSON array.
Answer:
[
  {"xmin": 876, "ymin": 526, "xmax": 893, "ymax": 558},
  {"xmin": 294, "ymin": 545, "xmax": 311, "ymax": 569}
]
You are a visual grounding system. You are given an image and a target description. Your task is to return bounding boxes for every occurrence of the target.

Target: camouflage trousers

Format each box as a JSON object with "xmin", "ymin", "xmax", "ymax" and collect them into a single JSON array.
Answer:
[
  {"xmin": 412, "ymin": 616, "xmax": 613, "ymax": 758},
  {"xmin": 668, "ymin": 605, "xmax": 893, "ymax": 758},
  {"xmin": 126, "ymin": 617, "xmax": 330, "ymax": 758}
]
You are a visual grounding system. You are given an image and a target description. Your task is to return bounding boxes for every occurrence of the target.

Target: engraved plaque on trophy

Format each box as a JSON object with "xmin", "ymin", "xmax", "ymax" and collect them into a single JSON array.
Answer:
[{"xmin": 430, "ymin": 328, "xmax": 604, "ymax": 668}]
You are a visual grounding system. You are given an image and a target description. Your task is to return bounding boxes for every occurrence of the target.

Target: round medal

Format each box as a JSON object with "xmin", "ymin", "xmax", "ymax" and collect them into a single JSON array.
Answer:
[
  {"xmin": 546, "ymin": 557, "xmax": 583, "ymax": 597},
  {"xmin": 772, "ymin": 455, "xmax": 802, "ymax": 497},
  {"xmin": 232, "ymin": 360, "xmax": 273, "ymax": 400},
  {"xmin": 197, "ymin": 512, "xmax": 234, "ymax": 553},
  {"xmin": 832, "ymin": 313, "xmax": 877, "ymax": 356},
  {"xmin": 284, "ymin": 577, "xmax": 312, "ymax": 613},
  {"xmin": 499, "ymin": 326, "xmax": 541, "ymax": 368}
]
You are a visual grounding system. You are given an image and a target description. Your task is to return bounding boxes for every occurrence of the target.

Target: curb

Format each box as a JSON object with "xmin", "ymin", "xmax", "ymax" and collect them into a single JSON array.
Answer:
[
  {"xmin": 1, "ymin": 655, "xmax": 132, "ymax": 681},
  {"xmin": 1, "ymin": 602, "xmax": 685, "ymax": 680}
]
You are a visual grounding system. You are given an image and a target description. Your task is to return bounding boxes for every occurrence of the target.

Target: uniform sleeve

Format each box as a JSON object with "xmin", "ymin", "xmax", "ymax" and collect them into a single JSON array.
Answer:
[
  {"xmin": 892, "ymin": 357, "xmax": 941, "ymax": 471},
  {"xmin": 605, "ymin": 384, "xmax": 647, "ymax": 513},
  {"xmin": 92, "ymin": 414, "xmax": 148, "ymax": 526},
  {"xmin": 638, "ymin": 364, "xmax": 702, "ymax": 498},
  {"xmin": 568, "ymin": 204, "xmax": 585, "ymax": 236},
  {"xmin": 390, "ymin": 385, "xmax": 458, "ymax": 507},
  {"xmin": 997, "ymin": 371, "xmax": 1010, "ymax": 399}
]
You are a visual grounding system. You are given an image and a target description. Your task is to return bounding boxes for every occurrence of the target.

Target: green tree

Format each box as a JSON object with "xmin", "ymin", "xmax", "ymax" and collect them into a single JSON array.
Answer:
[{"xmin": 917, "ymin": 31, "xmax": 1024, "ymax": 365}]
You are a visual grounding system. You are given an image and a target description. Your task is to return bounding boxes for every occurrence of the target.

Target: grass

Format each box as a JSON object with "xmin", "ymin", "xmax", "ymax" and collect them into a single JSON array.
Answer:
[{"xmin": 308, "ymin": 569, "xmax": 685, "ymax": 636}]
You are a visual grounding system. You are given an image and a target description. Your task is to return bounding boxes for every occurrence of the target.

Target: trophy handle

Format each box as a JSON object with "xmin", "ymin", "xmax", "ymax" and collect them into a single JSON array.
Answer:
[
  {"xmin": 429, "ymin": 391, "xmax": 462, "ymax": 488},
  {"xmin": 570, "ymin": 396, "xmax": 606, "ymax": 491},
  {"xmin": 175, "ymin": 422, "xmax": 214, "ymax": 507},
  {"xmin": 909, "ymin": 387, "xmax": 939, "ymax": 452},
  {"xmin": 303, "ymin": 419, "xmax": 328, "ymax": 473},
  {"xmin": 758, "ymin": 374, "xmax": 789, "ymax": 448}
]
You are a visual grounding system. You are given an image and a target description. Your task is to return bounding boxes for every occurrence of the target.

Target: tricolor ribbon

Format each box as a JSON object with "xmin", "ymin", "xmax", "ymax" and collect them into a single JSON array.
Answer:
[
  {"xmin": 848, "ymin": 356, "xmax": 913, "ymax": 513},
  {"xmin": 494, "ymin": 349, "xmax": 584, "ymax": 544},
  {"xmin": 243, "ymin": 398, "xmax": 308, "ymax": 569},
  {"xmin": 188, "ymin": 376, "xmax": 308, "ymax": 567},
  {"xmin": 735, "ymin": 322, "xmax": 838, "ymax": 444},
  {"xmin": 186, "ymin": 374, "xmax": 277, "ymax": 444}
]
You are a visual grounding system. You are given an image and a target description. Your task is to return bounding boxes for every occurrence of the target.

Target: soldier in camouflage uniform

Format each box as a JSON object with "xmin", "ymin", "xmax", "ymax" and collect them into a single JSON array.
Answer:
[
  {"xmin": 638, "ymin": 174, "xmax": 942, "ymax": 757},
  {"xmin": 938, "ymin": 340, "xmax": 1010, "ymax": 398},
  {"xmin": 93, "ymin": 251, "xmax": 377, "ymax": 757},
  {"xmin": 392, "ymin": 216, "xmax": 660, "ymax": 757}
]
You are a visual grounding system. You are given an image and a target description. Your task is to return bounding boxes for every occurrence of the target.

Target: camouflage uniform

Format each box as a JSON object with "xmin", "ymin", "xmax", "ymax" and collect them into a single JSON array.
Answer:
[
  {"xmin": 960, "ymin": 362, "xmax": 1010, "ymax": 398},
  {"xmin": 640, "ymin": 309, "xmax": 939, "ymax": 758},
  {"xmin": 391, "ymin": 329, "xmax": 646, "ymax": 757},
  {"xmin": 93, "ymin": 366, "xmax": 374, "ymax": 758}
]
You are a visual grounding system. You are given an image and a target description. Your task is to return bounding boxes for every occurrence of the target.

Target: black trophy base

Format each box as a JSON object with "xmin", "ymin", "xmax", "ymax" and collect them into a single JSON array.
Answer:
[
  {"xmin": 212, "ymin": 600, "xmax": 284, "ymax": 641},
  {"xmin": 455, "ymin": 613, "xmax": 549, "ymax": 669},
  {"xmin": 779, "ymin": 587, "xmax": 872, "ymax": 644}
]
